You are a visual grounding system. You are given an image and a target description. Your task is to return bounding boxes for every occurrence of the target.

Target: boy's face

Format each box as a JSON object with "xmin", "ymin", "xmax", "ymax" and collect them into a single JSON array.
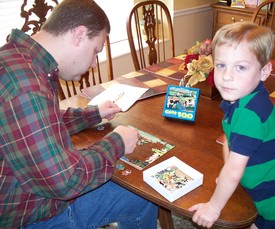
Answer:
[{"xmin": 214, "ymin": 41, "xmax": 270, "ymax": 103}]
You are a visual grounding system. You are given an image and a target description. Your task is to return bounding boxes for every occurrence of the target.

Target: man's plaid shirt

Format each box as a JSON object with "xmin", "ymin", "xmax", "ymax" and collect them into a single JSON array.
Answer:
[{"xmin": 0, "ymin": 29, "xmax": 124, "ymax": 228}]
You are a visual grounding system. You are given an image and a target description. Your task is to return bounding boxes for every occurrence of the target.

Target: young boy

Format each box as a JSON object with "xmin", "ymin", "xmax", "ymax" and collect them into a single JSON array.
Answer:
[{"xmin": 189, "ymin": 22, "xmax": 275, "ymax": 229}]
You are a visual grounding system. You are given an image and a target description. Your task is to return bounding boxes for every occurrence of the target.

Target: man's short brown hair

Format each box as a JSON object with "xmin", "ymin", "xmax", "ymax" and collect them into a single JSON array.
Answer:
[{"xmin": 42, "ymin": 0, "xmax": 110, "ymax": 39}]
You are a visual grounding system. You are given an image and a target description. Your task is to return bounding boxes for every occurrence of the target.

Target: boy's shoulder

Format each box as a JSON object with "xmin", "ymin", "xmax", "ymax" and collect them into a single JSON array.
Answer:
[{"xmin": 241, "ymin": 87, "xmax": 274, "ymax": 122}]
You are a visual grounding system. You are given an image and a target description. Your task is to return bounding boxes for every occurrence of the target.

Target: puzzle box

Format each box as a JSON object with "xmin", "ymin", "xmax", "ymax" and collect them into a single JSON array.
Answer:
[{"xmin": 143, "ymin": 156, "xmax": 203, "ymax": 202}]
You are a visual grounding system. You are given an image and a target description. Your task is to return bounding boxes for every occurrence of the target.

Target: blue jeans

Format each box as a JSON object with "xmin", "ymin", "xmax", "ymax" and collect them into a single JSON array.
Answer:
[{"xmin": 21, "ymin": 181, "xmax": 158, "ymax": 229}]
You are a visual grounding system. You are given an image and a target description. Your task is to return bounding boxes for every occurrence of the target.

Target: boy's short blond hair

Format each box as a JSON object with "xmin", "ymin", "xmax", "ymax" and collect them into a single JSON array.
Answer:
[{"xmin": 212, "ymin": 21, "xmax": 274, "ymax": 67}]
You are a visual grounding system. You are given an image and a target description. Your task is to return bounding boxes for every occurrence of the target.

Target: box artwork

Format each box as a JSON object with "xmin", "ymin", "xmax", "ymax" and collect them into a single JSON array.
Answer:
[{"xmin": 162, "ymin": 85, "xmax": 200, "ymax": 122}]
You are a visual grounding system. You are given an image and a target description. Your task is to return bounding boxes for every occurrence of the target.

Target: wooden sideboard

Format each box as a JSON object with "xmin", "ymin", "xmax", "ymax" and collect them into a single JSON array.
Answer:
[{"xmin": 210, "ymin": 3, "xmax": 257, "ymax": 37}]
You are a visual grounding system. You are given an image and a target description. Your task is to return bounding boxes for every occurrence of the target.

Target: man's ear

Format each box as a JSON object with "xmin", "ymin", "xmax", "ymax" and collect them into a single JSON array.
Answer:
[
  {"xmin": 261, "ymin": 61, "xmax": 272, "ymax": 81},
  {"xmin": 72, "ymin": 26, "xmax": 88, "ymax": 47}
]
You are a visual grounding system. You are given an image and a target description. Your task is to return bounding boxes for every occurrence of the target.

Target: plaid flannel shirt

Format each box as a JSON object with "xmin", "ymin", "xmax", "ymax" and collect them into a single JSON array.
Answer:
[{"xmin": 0, "ymin": 29, "xmax": 124, "ymax": 228}]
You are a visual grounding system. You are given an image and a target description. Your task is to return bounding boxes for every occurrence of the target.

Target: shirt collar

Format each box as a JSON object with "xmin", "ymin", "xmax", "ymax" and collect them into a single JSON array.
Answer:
[
  {"xmin": 220, "ymin": 81, "xmax": 265, "ymax": 115},
  {"xmin": 9, "ymin": 29, "xmax": 59, "ymax": 80}
]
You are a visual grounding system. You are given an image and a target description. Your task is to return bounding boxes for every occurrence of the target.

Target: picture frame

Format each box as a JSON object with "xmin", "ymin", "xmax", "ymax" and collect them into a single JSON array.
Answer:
[
  {"xmin": 143, "ymin": 156, "xmax": 203, "ymax": 202},
  {"xmin": 245, "ymin": 0, "xmax": 258, "ymax": 7}
]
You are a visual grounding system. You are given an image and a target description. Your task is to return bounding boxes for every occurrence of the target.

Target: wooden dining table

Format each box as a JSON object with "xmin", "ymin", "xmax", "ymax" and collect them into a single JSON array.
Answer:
[{"xmin": 60, "ymin": 56, "xmax": 275, "ymax": 229}]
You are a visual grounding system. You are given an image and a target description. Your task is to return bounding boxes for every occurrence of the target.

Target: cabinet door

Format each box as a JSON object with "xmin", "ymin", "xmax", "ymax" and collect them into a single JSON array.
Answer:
[
  {"xmin": 211, "ymin": 4, "xmax": 256, "ymax": 37},
  {"xmin": 213, "ymin": 9, "xmax": 253, "ymax": 35}
]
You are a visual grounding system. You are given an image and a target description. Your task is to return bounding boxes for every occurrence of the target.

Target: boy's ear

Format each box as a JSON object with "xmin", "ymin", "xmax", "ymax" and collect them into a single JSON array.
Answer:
[
  {"xmin": 72, "ymin": 26, "xmax": 88, "ymax": 47},
  {"xmin": 261, "ymin": 61, "xmax": 272, "ymax": 81}
]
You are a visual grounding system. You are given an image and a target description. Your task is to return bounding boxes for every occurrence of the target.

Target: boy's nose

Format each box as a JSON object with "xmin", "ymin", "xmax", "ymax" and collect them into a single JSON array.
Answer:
[{"xmin": 222, "ymin": 68, "xmax": 233, "ymax": 81}]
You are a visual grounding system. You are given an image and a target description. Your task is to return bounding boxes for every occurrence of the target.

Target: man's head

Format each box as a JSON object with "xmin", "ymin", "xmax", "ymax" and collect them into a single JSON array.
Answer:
[
  {"xmin": 35, "ymin": 0, "xmax": 110, "ymax": 81},
  {"xmin": 42, "ymin": 0, "xmax": 110, "ymax": 39},
  {"xmin": 212, "ymin": 21, "xmax": 274, "ymax": 68}
]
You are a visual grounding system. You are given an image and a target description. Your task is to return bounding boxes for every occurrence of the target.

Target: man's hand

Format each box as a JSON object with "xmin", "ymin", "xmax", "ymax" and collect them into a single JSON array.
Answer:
[
  {"xmin": 98, "ymin": 100, "xmax": 121, "ymax": 121},
  {"xmin": 113, "ymin": 126, "xmax": 138, "ymax": 154}
]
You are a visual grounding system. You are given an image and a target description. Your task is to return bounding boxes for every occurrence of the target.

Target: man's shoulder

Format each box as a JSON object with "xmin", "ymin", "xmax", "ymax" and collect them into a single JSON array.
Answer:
[{"xmin": 0, "ymin": 46, "xmax": 47, "ymax": 104}]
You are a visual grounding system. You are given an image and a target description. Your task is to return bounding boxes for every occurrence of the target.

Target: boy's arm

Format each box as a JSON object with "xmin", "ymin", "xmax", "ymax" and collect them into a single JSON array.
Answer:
[
  {"xmin": 222, "ymin": 135, "xmax": 230, "ymax": 163},
  {"xmin": 189, "ymin": 151, "xmax": 249, "ymax": 228}
]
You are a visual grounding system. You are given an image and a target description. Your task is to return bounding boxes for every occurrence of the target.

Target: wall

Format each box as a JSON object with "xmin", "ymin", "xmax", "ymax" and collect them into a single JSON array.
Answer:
[
  {"xmin": 174, "ymin": 0, "xmax": 218, "ymax": 10},
  {"xmin": 173, "ymin": 3, "xmax": 215, "ymax": 56}
]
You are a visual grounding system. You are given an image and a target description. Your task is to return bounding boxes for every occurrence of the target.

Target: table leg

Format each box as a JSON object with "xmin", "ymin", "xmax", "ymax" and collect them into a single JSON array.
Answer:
[{"xmin": 158, "ymin": 206, "xmax": 174, "ymax": 229}]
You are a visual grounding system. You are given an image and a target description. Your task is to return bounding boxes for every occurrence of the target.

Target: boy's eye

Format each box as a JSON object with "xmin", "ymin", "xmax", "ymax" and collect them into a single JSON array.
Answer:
[
  {"xmin": 216, "ymin": 63, "xmax": 225, "ymax": 69},
  {"xmin": 237, "ymin": 65, "xmax": 246, "ymax": 71}
]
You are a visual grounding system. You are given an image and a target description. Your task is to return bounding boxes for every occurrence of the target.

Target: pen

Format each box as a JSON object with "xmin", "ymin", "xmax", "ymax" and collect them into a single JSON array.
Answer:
[{"xmin": 113, "ymin": 92, "xmax": 124, "ymax": 103}]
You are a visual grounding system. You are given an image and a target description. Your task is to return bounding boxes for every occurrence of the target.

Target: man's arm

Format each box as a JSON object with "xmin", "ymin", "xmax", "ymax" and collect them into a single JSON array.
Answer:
[
  {"xmin": 1, "ymin": 91, "xmax": 124, "ymax": 200},
  {"xmin": 61, "ymin": 105, "xmax": 102, "ymax": 135}
]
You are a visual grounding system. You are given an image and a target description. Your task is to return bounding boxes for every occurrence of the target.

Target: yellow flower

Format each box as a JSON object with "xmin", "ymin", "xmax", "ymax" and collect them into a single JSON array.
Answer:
[
  {"xmin": 187, "ymin": 41, "xmax": 200, "ymax": 54},
  {"xmin": 185, "ymin": 55, "xmax": 213, "ymax": 87},
  {"xmin": 197, "ymin": 55, "xmax": 213, "ymax": 74}
]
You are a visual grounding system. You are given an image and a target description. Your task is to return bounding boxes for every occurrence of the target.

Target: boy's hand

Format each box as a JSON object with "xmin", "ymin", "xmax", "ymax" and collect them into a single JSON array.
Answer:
[
  {"xmin": 98, "ymin": 100, "xmax": 121, "ymax": 121},
  {"xmin": 188, "ymin": 201, "xmax": 221, "ymax": 228}
]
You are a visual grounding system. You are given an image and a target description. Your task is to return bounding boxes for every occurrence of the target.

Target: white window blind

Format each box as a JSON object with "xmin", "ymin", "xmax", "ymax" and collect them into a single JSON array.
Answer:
[
  {"xmin": 95, "ymin": 0, "xmax": 134, "ymax": 44},
  {"xmin": 0, "ymin": 0, "xmax": 23, "ymax": 46},
  {"xmin": 0, "ymin": 0, "xmax": 134, "ymax": 46}
]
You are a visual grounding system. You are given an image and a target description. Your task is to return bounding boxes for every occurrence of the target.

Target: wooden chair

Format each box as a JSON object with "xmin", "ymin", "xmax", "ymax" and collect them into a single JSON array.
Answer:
[
  {"xmin": 251, "ymin": 0, "xmax": 275, "ymax": 59},
  {"xmin": 126, "ymin": 0, "xmax": 175, "ymax": 71},
  {"xmin": 19, "ymin": 0, "xmax": 59, "ymax": 35},
  {"xmin": 17, "ymin": 0, "xmax": 113, "ymax": 101}
]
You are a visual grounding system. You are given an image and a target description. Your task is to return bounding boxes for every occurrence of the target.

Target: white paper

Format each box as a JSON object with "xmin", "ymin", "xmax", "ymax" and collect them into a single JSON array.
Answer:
[{"xmin": 88, "ymin": 83, "xmax": 149, "ymax": 112}]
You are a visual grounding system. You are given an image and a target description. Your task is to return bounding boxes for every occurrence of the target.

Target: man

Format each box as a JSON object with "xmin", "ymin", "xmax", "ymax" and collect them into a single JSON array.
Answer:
[{"xmin": 0, "ymin": 0, "xmax": 158, "ymax": 228}]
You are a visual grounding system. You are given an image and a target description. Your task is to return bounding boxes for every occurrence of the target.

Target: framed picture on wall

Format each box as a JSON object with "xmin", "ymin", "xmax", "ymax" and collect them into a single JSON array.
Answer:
[{"xmin": 245, "ymin": 0, "xmax": 258, "ymax": 7}]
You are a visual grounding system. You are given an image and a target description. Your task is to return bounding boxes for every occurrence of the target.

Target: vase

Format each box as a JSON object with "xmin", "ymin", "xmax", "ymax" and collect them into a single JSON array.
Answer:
[
  {"xmin": 193, "ymin": 82, "xmax": 220, "ymax": 100},
  {"xmin": 179, "ymin": 75, "xmax": 220, "ymax": 100}
]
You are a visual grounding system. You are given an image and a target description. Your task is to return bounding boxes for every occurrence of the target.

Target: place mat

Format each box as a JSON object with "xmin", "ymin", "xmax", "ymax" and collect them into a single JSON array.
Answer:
[
  {"xmin": 81, "ymin": 56, "xmax": 186, "ymax": 100},
  {"xmin": 81, "ymin": 70, "xmax": 169, "ymax": 100}
]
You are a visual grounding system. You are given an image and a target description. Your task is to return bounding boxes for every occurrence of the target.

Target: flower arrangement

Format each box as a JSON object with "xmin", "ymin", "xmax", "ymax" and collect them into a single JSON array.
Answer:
[{"xmin": 179, "ymin": 39, "xmax": 215, "ymax": 88}]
